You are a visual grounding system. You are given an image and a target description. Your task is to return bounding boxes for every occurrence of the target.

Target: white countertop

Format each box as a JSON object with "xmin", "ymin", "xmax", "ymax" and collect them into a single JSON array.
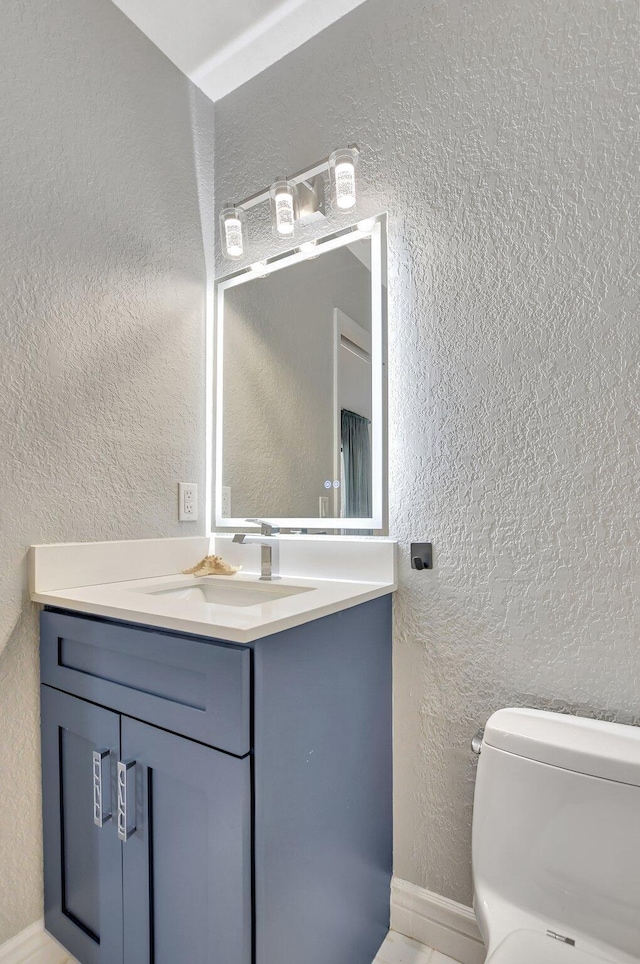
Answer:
[
  {"xmin": 31, "ymin": 571, "xmax": 394, "ymax": 643},
  {"xmin": 30, "ymin": 536, "xmax": 397, "ymax": 644}
]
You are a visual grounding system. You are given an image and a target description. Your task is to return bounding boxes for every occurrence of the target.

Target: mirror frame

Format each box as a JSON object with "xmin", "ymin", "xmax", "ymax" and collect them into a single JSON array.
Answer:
[{"xmin": 207, "ymin": 214, "xmax": 387, "ymax": 533}]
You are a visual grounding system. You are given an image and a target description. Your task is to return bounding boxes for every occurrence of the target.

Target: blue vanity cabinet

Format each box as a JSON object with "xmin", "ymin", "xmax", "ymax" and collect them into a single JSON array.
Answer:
[
  {"xmin": 40, "ymin": 611, "xmax": 252, "ymax": 964},
  {"xmin": 40, "ymin": 684, "xmax": 251, "ymax": 964},
  {"xmin": 40, "ymin": 594, "xmax": 392, "ymax": 964}
]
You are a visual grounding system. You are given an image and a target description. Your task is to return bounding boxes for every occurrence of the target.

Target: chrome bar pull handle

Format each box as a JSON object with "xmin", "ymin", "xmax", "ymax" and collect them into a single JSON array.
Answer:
[
  {"xmin": 117, "ymin": 760, "xmax": 137, "ymax": 842},
  {"xmin": 93, "ymin": 749, "xmax": 112, "ymax": 828}
]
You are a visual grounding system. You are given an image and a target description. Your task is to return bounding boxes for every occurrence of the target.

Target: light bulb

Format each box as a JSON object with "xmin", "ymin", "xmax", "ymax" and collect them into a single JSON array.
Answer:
[
  {"xmin": 329, "ymin": 147, "xmax": 359, "ymax": 212},
  {"xmin": 224, "ymin": 216, "xmax": 243, "ymax": 256},
  {"xmin": 275, "ymin": 191, "xmax": 295, "ymax": 235},
  {"xmin": 220, "ymin": 205, "xmax": 245, "ymax": 259},
  {"xmin": 269, "ymin": 179, "xmax": 299, "ymax": 239},
  {"xmin": 335, "ymin": 161, "xmax": 356, "ymax": 209}
]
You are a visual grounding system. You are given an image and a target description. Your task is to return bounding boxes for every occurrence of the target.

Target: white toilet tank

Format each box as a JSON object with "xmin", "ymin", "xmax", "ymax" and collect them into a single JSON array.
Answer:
[{"xmin": 472, "ymin": 708, "xmax": 640, "ymax": 961}]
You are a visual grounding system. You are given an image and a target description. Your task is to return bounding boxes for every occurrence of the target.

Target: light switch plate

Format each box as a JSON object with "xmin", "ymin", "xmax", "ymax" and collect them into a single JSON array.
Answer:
[{"xmin": 178, "ymin": 482, "xmax": 198, "ymax": 522}]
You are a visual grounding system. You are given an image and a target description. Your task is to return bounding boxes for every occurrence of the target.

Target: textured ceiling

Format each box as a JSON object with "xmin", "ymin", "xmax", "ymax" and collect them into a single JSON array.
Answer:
[{"xmin": 110, "ymin": 0, "xmax": 370, "ymax": 101}]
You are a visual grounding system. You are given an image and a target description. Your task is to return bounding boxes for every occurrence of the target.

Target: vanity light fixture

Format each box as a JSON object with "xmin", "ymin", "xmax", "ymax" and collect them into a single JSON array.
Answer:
[
  {"xmin": 219, "ymin": 144, "xmax": 361, "ymax": 259},
  {"xmin": 270, "ymin": 178, "xmax": 299, "ymax": 238},
  {"xmin": 220, "ymin": 205, "xmax": 245, "ymax": 259},
  {"xmin": 329, "ymin": 146, "xmax": 359, "ymax": 210}
]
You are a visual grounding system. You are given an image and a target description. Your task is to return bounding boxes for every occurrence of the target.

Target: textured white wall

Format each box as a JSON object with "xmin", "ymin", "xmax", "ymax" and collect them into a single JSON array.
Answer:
[
  {"xmin": 0, "ymin": 0, "xmax": 213, "ymax": 942},
  {"xmin": 214, "ymin": 0, "xmax": 640, "ymax": 904}
]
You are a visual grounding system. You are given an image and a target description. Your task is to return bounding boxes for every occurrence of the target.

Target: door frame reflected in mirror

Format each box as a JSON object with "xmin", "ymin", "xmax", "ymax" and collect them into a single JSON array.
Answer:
[{"xmin": 207, "ymin": 215, "xmax": 387, "ymax": 534}]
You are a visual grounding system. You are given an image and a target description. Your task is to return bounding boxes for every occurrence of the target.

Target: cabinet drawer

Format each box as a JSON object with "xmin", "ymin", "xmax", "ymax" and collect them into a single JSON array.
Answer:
[{"xmin": 40, "ymin": 611, "xmax": 251, "ymax": 757}]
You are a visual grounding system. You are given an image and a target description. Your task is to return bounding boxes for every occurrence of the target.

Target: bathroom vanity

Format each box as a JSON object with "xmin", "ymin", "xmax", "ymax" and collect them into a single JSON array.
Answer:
[
  {"xmin": 33, "ymin": 536, "xmax": 395, "ymax": 964},
  {"xmin": 35, "ymin": 212, "xmax": 393, "ymax": 963}
]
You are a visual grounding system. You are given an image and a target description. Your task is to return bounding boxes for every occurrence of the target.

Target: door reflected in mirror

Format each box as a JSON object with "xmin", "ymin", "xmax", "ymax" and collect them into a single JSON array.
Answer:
[{"xmin": 211, "ymin": 216, "xmax": 386, "ymax": 533}]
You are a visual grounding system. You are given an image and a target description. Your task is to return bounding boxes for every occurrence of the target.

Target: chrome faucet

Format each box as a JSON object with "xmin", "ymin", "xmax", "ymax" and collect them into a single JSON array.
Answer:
[{"xmin": 233, "ymin": 519, "xmax": 280, "ymax": 581}]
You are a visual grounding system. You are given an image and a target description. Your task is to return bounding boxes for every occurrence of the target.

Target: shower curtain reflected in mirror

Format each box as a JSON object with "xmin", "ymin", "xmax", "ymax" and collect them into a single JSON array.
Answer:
[{"xmin": 341, "ymin": 409, "xmax": 371, "ymax": 519}]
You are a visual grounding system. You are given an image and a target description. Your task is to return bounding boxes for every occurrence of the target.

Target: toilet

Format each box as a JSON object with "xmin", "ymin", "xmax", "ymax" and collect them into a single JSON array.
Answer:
[{"xmin": 472, "ymin": 708, "xmax": 640, "ymax": 963}]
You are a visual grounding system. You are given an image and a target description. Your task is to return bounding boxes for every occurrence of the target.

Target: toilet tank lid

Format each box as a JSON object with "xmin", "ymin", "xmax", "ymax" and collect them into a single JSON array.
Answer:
[{"xmin": 484, "ymin": 708, "xmax": 640, "ymax": 786}]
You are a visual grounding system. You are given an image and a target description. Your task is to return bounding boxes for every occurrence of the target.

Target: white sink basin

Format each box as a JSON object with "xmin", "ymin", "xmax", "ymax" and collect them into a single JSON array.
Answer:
[{"xmin": 133, "ymin": 579, "xmax": 313, "ymax": 608}]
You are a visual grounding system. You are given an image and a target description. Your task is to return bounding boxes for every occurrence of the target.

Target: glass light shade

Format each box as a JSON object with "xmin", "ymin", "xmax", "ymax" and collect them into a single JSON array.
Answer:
[
  {"xmin": 220, "ymin": 205, "xmax": 245, "ymax": 259},
  {"xmin": 269, "ymin": 179, "xmax": 299, "ymax": 238},
  {"xmin": 329, "ymin": 147, "xmax": 359, "ymax": 211}
]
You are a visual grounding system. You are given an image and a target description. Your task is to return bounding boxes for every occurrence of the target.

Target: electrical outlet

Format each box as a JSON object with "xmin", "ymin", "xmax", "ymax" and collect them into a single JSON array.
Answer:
[
  {"xmin": 222, "ymin": 486, "xmax": 232, "ymax": 518},
  {"xmin": 178, "ymin": 482, "xmax": 198, "ymax": 521}
]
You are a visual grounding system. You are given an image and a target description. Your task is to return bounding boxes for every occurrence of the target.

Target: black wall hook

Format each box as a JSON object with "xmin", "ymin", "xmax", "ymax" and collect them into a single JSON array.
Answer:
[{"xmin": 411, "ymin": 543, "xmax": 433, "ymax": 570}]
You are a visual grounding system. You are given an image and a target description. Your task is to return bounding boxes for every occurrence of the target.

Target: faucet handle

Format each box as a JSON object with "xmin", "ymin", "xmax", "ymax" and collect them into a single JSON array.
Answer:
[{"xmin": 245, "ymin": 518, "xmax": 280, "ymax": 536}]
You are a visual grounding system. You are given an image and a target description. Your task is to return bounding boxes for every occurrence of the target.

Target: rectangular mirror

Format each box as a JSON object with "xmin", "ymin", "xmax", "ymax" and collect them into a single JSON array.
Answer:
[{"xmin": 208, "ymin": 215, "xmax": 387, "ymax": 533}]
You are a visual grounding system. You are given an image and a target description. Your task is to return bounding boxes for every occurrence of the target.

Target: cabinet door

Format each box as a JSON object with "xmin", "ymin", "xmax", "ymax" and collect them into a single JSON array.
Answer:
[
  {"xmin": 41, "ymin": 686, "xmax": 123, "ymax": 964},
  {"xmin": 121, "ymin": 718, "xmax": 252, "ymax": 964}
]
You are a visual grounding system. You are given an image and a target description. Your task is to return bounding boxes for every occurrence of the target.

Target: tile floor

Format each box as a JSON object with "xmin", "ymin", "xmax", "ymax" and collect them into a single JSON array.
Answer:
[
  {"xmin": 16, "ymin": 930, "xmax": 460, "ymax": 964},
  {"xmin": 375, "ymin": 931, "xmax": 460, "ymax": 964}
]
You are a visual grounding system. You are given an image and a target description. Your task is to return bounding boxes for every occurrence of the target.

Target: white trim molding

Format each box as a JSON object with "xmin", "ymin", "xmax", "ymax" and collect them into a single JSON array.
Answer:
[
  {"xmin": 112, "ymin": 0, "xmax": 371, "ymax": 103},
  {"xmin": 3, "ymin": 884, "xmax": 483, "ymax": 964},
  {"xmin": 391, "ymin": 877, "xmax": 486, "ymax": 964},
  {"xmin": 189, "ymin": 0, "xmax": 371, "ymax": 101},
  {"xmin": 0, "ymin": 920, "xmax": 75, "ymax": 964}
]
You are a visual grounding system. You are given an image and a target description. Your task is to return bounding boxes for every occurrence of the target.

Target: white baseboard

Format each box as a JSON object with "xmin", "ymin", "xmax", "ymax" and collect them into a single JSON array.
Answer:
[
  {"xmin": 391, "ymin": 877, "xmax": 486, "ymax": 964},
  {"xmin": 3, "ymin": 885, "xmax": 483, "ymax": 964},
  {"xmin": 0, "ymin": 921, "xmax": 75, "ymax": 964}
]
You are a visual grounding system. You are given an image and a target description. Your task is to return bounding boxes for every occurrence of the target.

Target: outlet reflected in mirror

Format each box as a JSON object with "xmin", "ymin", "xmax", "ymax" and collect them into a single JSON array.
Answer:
[{"xmin": 210, "ymin": 216, "xmax": 387, "ymax": 533}]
